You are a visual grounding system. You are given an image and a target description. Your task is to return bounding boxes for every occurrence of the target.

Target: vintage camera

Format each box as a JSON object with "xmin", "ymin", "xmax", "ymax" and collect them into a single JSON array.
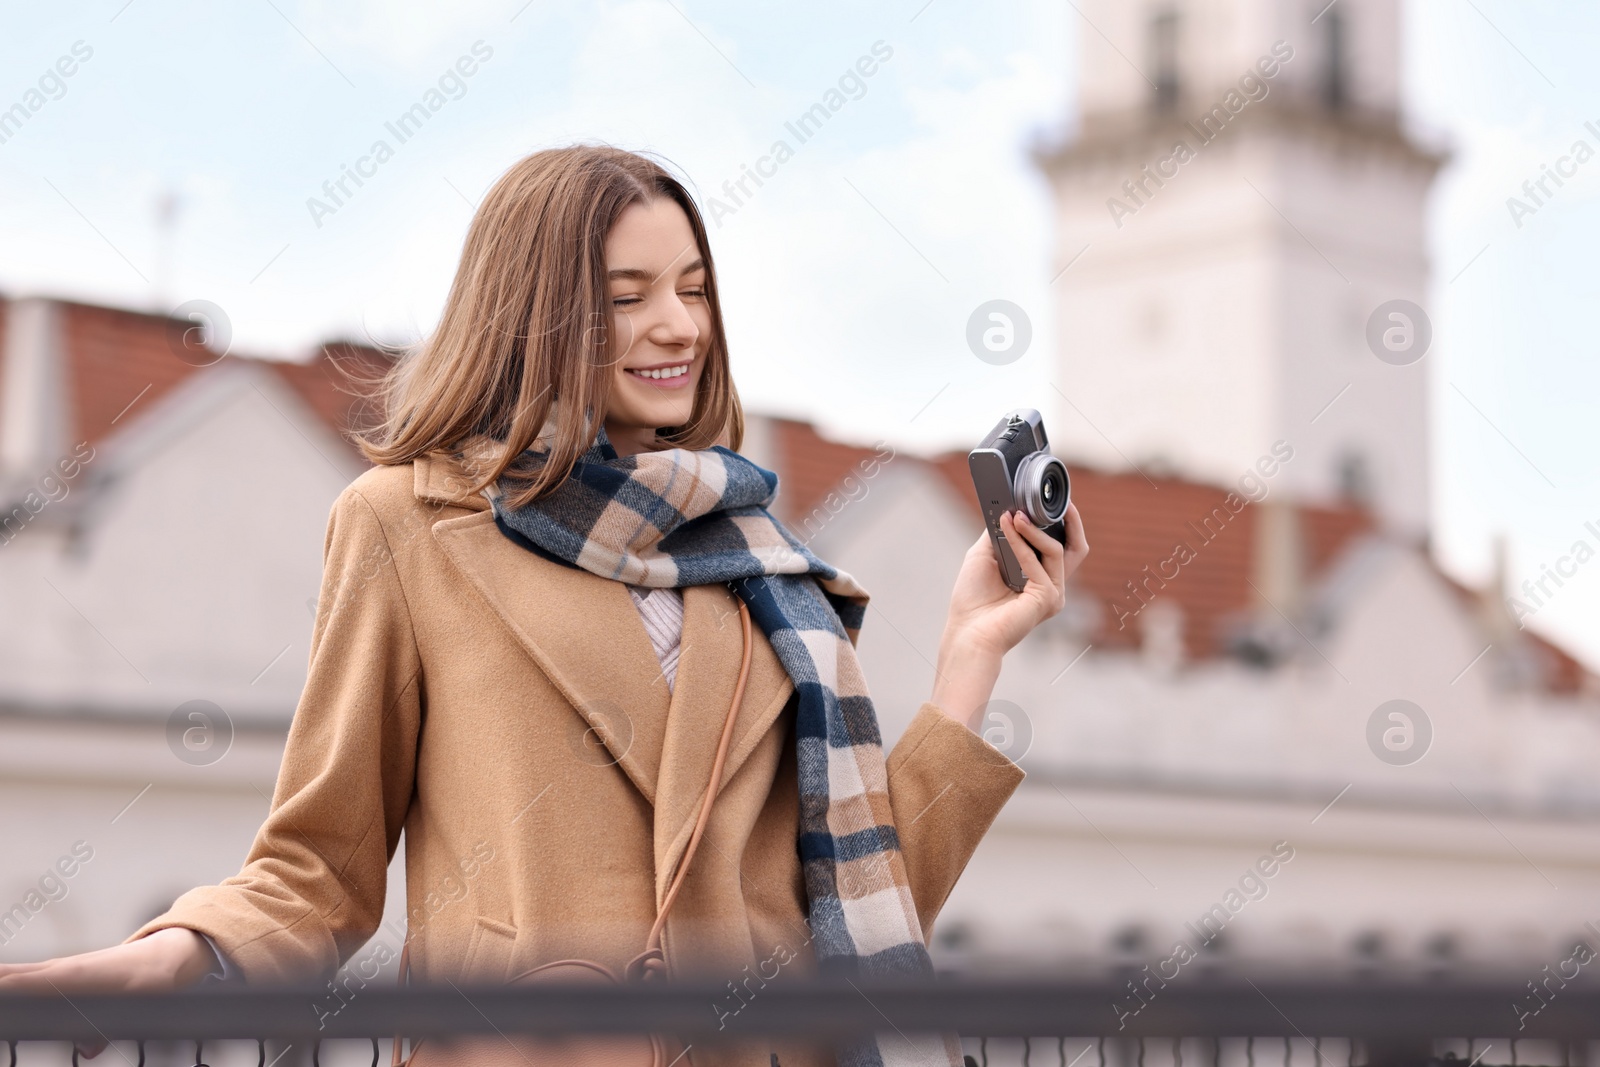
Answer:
[{"xmin": 968, "ymin": 409, "xmax": 1070, "ymax": 593}]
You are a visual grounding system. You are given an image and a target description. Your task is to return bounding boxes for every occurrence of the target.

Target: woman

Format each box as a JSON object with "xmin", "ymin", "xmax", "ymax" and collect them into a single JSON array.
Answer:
[{"xmin": 0, "ymin": 145, "xmax": 1089, "ymax": 1066}]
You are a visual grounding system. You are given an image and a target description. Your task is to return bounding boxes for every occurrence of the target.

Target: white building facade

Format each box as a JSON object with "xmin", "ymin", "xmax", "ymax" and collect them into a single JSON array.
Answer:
[
  {"xmin": 0, "ymin": 7, "xmax": 1597, "ymax": 1053},
  {"xmin": 1038, "ymin": 0, "xmax": 1440, "ymax": 539}
]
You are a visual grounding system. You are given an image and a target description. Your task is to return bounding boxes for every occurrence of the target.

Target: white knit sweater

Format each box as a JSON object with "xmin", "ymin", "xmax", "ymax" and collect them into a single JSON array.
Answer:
[{"xmin": 625, "ymin": 583, "xmax": 685, "ymax": 692}]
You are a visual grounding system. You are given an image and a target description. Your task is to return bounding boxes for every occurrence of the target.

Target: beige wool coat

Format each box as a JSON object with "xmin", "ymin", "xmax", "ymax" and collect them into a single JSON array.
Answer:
[{"xmin": 128, "ymin": 450, "xmax": 1027, "ymax": 1066}]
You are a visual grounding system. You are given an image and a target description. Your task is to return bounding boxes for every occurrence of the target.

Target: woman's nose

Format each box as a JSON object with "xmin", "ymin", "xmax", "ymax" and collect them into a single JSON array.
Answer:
[{"xmin": 650, "ymin": 293, "xmax": 700, "ymax": 347}]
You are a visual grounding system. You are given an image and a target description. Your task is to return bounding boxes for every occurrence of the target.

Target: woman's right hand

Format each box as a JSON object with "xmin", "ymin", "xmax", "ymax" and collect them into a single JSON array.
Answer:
[{"xmin": 0, "ymin": 928, "xmax": 222, "ymax": 1057}]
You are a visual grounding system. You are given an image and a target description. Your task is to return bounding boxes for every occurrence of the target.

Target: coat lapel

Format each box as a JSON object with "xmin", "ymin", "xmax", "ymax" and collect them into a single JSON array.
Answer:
[
  {"xmin": 431, "ymin": 504, "xmax": 675, "ymax": 802},
  {"xmin": 417, "ymin": 453, "xmax": 796, "ymax": 878},
  {"xmin": 650, "ymin": 581, "xmax": 795, "ymax": 903}
]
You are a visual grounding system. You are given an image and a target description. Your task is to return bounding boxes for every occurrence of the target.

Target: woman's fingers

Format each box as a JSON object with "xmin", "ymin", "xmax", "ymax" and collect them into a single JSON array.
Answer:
[
  {"xmin": 1028, "ymin": 513, "xmax": 1067, "ymax": 590},
  {"xmin": 0, "ymin": 959, "xmax": 58, "ymax": 979},
  {"xmin": 1063, "ymin": 502, "xmax": 1089, "ymax": 561},
  {"xmin": 1001, "ymin": 510, "xmax": 1055, "ymax": 597},
  {"xmin": 9, "ymin": 958, "xmax": 116, "ymax": 1057},
  {"xmin": 1010, "ymin": 509, "xmax": 1059, "ymax": 557},
  {"xmin": 0, "ymin": 958, "xmax": 74, "ymax": 992}
]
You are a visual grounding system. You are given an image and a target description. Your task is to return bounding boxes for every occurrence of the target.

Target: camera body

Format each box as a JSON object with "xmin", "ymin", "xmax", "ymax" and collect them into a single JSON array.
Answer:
[{"xmin": 968, "ymin": 408, "xmax": 1070, "ymax": 593}]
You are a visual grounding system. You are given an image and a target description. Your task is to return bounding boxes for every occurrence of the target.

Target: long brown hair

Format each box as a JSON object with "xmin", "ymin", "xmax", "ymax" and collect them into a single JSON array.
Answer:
[{"xmin": 354, "ymin": 144, "xmax": 743, "ymax": 508}]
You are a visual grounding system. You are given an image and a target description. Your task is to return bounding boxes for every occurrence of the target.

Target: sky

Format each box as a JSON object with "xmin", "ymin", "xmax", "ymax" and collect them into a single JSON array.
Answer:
[{"xmin": 0, "ymin": 0, "xmax": 1595, "ymax": 669}]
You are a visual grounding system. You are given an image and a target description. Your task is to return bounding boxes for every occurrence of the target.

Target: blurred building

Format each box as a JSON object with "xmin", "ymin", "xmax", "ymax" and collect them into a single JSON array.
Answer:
[
  {"xmin": 762, "ymin": 416, "xmax": 1600, "ymax": 983},
  {"xmin": 4, "ymin": 283, "xmax": 1597, "ymax": 990},
  {"xmin": 1039, "ymin": 0, "xmax": 1438, "ymax": 540},
  {"xmin": 0, "ymin": 297, "xmax": 401, "ymax": 963},
  {"xmin": 923, "ymin": 0, "xmax": 1600, "ymax": 982},
  {"xmin": 1, "ymin": 0, "xmax": 1598, "ymax": 1005}
]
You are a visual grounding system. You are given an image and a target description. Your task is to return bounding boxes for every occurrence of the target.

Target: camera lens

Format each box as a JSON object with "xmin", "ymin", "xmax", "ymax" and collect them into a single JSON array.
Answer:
[{"xmin": 1014, "ymin": 453, "xmax": 1069, "ymax": 526}]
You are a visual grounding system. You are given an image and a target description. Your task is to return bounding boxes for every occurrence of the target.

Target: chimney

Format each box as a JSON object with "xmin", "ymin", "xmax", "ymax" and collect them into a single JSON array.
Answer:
[
  {"xmin": 1477, "ymin": 534, "xmax": 1517, "ymax": 636},
  {"xmin": 1251, "ymin": 496, "xmax": 1305, "ymax": 618},
  {"xmin": 0, "ymin": 297, "xmax": 70, "ymax": 489},
  {"xmin": 1139, "ymin": 597, "xmax": 1185, "ymax": 675},
  {"xmin": 1477, "ymin": 533, "xmax": 1530, "ymax": 689}
]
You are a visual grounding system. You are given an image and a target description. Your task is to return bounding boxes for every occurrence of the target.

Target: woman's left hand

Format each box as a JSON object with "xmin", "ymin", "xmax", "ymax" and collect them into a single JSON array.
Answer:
[
  {"xmin": 928, "ymin": 503, "xmax": 1089, "ymax": 730},
  {"xmin": 944, "ymin": 503, "xmax": 1090, "ymax": 660}
]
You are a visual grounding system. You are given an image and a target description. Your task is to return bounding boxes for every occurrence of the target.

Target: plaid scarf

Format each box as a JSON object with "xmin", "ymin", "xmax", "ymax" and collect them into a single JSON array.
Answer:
[{"xmin": 482, "ymin": 424, "xmax": 963, "ymax": 1067}]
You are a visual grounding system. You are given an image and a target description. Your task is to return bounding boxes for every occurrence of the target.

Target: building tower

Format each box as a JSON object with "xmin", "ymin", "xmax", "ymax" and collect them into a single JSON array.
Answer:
[{"xmin": 1037, "ymin": 0, "xmax": 1443, "ymax": 539}]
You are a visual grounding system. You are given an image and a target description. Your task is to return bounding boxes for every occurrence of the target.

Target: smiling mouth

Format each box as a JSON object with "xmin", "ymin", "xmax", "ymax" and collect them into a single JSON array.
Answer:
[{"xmin": 625, "ymin": 360, "xmax": 694, "ymax": 386}]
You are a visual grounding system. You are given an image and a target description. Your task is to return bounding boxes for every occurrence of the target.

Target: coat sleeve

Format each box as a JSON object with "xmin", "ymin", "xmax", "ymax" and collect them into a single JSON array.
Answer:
[
  {"xmin": 884, "ymin": 702, "xmax": 1025, "ymax": 941},
  {"xmin": 123, "ymin": 484, "xmax": 423, "ymax": 983}
]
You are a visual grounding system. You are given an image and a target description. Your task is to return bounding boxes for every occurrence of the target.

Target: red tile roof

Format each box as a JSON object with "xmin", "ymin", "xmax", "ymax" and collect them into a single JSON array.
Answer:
[
  {"xmin": 0, "ymin": 296, "xmax": 394, "ymax": 458},
  {"xmin": 269, "ymin": 339, "xmax": 395, "ymax": 447},
  {"xmin": 941, "ymin": 449, "xmax": 1379, "ymax": 661},
  {"xmin": 4, "ymin": 297, "xmax": 1589, "ymax": 692},
  {"xmin": 62, "ymin": 301, "xmax": 209, "ymax": 445},
  {"xmin": 1432, "ymin": 568, "xmax": 1591, "ymax": 696},
  {"xmin": 763, "ymin": 415, "xmax": 1592, "ymax": 692},
  {"xmin": 769, "ymin": 416, "xmax": 896, "ymax": 527},
  {"xmin": 769, "ymin": 414, "xmax": 1375, "ymax": 660},
  {"xmin": 1520, "ymin": 625, "xmax": 1589, "ymax": 695}
]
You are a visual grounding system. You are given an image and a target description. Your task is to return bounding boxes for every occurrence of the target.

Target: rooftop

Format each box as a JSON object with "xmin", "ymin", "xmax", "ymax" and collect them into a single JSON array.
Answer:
[{"xmin": 1, "ymin": 293, "xmax": 1590, "ymax": 695}]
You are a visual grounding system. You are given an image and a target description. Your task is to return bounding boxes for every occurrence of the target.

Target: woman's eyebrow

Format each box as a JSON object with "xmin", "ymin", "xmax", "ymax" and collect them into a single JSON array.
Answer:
[{"xmin": 607, "ymin": 257, "xmax": 707, "ymax": 282}]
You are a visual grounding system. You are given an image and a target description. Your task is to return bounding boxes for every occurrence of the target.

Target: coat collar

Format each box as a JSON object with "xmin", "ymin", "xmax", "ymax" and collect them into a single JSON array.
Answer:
[
  {"xmin": 416, "ymin": 452, "xmax": 797, "ymax": 891},
  {"xmin": 414, "ymin": 449, "xmax": 494, "ymax": 512}
]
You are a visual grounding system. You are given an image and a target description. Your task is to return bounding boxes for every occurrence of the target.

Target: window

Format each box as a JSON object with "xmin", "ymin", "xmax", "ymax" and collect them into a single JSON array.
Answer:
[
  {"xmin": 1322, "ymin": 8, "xmax": 1348, "ymax": 109},
  {"xmin": 1149, "ymin": 7, "xmax": 1181, "ymax": 112},
  {"xmin": 1336, "ymin": 449, "xmax": 1373, "ymax": 505},
  {"xmin": 1112, "ymin": 923, "xmax": 1147, "ymax": 955}
]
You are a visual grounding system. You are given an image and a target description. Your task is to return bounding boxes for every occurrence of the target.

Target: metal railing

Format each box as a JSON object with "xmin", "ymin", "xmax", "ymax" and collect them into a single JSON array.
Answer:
[{"xmin": 0, "ymin": 974, "xmax": 1595, "ymax": 1066}]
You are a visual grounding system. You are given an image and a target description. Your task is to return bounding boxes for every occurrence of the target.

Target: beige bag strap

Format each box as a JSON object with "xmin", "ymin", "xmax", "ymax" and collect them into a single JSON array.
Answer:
[
  {"xmin": 391, "ymin": 595, "xmax": 754, "ymax": 1064},
  {"xmin": 392, "ymin": 944, "xmax": 414, "ymax": 1067}
]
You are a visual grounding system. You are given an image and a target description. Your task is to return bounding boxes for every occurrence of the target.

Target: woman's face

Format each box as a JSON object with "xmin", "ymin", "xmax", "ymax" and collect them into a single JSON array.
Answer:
[{"xmin": 600, "ymin": 197, "xmax": 713, "ymax": 457}]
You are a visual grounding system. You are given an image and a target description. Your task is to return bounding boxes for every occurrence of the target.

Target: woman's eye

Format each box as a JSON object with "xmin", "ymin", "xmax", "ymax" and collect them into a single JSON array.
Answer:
[
  {"xmin": 679, "ymin": 288, "xmax": 705, "ymax": 298},
  {"xmin": 612, "ymin": 295, "xmax": 642, "ymax": 307}
]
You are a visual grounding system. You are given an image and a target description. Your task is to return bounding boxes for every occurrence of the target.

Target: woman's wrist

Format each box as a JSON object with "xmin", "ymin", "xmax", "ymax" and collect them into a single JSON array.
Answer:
[
  {"xmin": 143, "ymin": 927, "xmax": 222, "ymax": 987},
  {"xmin": 930, "ymin": 628, "xmax": 1004, "ymax": 733}
]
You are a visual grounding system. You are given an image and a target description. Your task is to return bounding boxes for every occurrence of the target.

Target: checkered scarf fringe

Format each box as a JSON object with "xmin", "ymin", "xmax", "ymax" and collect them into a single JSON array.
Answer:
[{"xmin": 482, "ymin": 426, "xmax": 963, "ymax": 1067}]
